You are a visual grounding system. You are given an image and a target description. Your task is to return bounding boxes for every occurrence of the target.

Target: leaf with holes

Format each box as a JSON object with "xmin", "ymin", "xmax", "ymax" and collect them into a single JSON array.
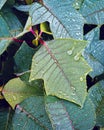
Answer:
[
  {"xmin": 80, "ymin": 0, "xmax": 104, "ymax": 25},
  {"xmin": 12, "ymin": 96, "xmax": 52, "ymax": 130},
  {"xmin": 3, "ymin": 78, "xmax": 43, "ymax": 108},
  {"xmin": 29, "ymin": 39, "xmax": 91, "ymax": 106},
  {"xmin": 29, "ymin": 0, "xmax": 84, "ymax": 39}
]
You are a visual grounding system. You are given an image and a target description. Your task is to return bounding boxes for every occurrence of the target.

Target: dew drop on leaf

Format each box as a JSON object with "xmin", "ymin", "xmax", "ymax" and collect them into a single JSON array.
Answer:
[
  {"xmin": 74, "ymin": 55, "xmax": 80, "ymax": 61},
  {"xmin": 71, "ymin": 87, "xmax": 76, "ymax": 91},
  {"xmin": 67, "ymin": 50, "xmax": 73, "ymax": 56},
  {"xmin": 80, "ymin": 77, "xmax": 83, "ymax": 81}
]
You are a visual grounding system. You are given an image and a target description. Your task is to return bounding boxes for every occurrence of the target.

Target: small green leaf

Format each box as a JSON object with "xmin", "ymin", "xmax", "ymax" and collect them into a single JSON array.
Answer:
[
  {"xmin": 40, "ymin": 22, "xmax": 52, "ymax": 35},
  {"xmin": 30, "ymin": 39, "xmax": 91, "ymax": 106},
  {"xmin": 3, "ymin": 78, "xmax": 43, "ymax": 108}
]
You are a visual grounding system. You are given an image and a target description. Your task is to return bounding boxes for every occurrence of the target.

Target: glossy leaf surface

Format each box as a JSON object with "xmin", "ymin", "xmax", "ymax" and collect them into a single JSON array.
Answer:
[
  {"xmin": 30, "ymin": 39, "xmax": 91, "ymax": 106},
  {"xmin": 12, "ymin": 96, "xmax": 52, "ymax": 130},
  {"xmin": 29, "ymin": 1, "xmax": 84, "ymax": 39},
  {"xmin": 45, "ymin": 96, "xmax": 96, "ymax": 130},
  {"xmin": 3, "ymin": 78, "xmax": 43, "ymax": 108}
]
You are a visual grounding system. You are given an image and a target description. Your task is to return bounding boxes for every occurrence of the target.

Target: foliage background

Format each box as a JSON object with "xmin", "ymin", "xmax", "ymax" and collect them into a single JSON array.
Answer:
[{"xmin": 0, "ymin": 0, "xmax": 104, "ymax": 130}]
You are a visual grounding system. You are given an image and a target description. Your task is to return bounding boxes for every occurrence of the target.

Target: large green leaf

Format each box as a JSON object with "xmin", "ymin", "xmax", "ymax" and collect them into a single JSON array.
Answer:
[
  {"xmin": 45, "ymin": 96, "xmax": 96, "ymax": 130},
  {"xmin": 3, "ymin": 78, "xmax": 43, "ymax": 108},
  {"xmin": 29, "ymin": 39, "xmax": 91, "ymax": 106},
  {"xmin": 29, "ymin": 0, "xmax": 84, "ymax": 39},
  {"xmin": 88, "ymin": 81, "xmax": 104, "ymax": 127},
  {"xmin": 80, "ymin": 0, "xmax": 104, "ymax": 24},
  {"xmin": 12, "ymin": 96, "xmax": 52, "ymax": 130}
]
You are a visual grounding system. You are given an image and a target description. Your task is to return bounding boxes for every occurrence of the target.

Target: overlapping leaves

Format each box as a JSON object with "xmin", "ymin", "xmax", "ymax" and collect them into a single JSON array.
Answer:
[
  {"xmin": 30, "ymin": 39, "xmax": 90, "ymax": 106},
  {"xmin": 0, "ymin": 0, "xmax": 104, "ymax": 130},
  {"xmin": 29, "ymin": 0, "xmax": 84, "ymax": 39}
]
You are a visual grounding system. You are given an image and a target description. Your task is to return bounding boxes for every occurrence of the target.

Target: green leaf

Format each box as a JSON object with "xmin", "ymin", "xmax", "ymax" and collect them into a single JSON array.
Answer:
[
  {"xmin": 40, "ymin": 22, "xmax": 52, "ymax": 35},
  {"xmin": 0, "ymin": 7, "xmax": 23, "ymax": 37},
  {"xmin": 29, "ymin": 1, "xmax": 84, "ymax": 39},
  {"xmin": 88, "ymin": 81, "xmax": 104, "ymax": 127},
  {"xmin": 30, "ymin": 39, "xmax": 91, "ymax": 106},
  {"xmin": 45, "ymin": 96, "xmax": 75, "ymax": 130},
  {"xmin": 0, "ymin": 0, "xmax": 7, "ymax": 10},
  {"xmin": 12, "ymin": 96, "xmax": 52, "ymax": 130},
  {"xmin": 45, "ymin": 95, "xmax": 96, "ymax": 130},
  {"xmin": 80, "ymin": 0, "xmax": 104, "ymax": 24},
  {"xmin": 3, "ymin": 78, "xmax": 43, "ymax": 108},
  {"xmin": 14, "ymin": 43, "xmax": 35, "ymax": 81}
]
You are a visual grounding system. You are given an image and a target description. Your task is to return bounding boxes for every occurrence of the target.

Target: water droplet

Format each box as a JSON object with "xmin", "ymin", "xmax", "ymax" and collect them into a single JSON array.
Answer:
[
  {"xmin": 74, "ymin": 55, "xmax": 80, "ymax": 61},
  {"xmin": 67, "ymin": 50, "xmax": 73, "ymax": 56},
  {"xmin": 54, "ymin": 60, "xmax": 57, "ymax": 63},
  {"xmin": 80, "ymin": 77, "xmax": 83, "ymax": 81},
  {"xmin": 13, "ymin": 95, "xmax": 16, "ymax": 101},
  {"xmin": 71, "ymin": 87, "xmax": 76, "ymax": 90}
]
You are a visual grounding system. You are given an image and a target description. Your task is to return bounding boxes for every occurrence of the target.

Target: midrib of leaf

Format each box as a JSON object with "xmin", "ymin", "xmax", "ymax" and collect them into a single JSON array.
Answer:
[
  {"xmin": 61, "ymin": 101, "xmax": 74, "ymax": 130},
  {"xmin": 43, "ymin": 42, "xmax": 80, "ymax": 103},
  {"xmin": 84, "ymin": 8, "xmax": 104, "ymax": 18},
  {"xmin": 30, "ymin": 2, "xmax": 84, "ymax": 39},
  {"xmin": 45, "ymin": 97, "xmax": 75, "ymax": 130},
  {"xmin": 30, "ymin": 3, "xmax": 70, "ymax": 37},
  {"xmin": 30, "ymin": 39, "xmax": 90, "ymax": 106},
  {"xmin": 42, "ymin": 4, "xmax": 72, "ymax": 37},
  {"xmin": 16, "ymin": 105, "xmax": 48, "ymax": 130}
]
